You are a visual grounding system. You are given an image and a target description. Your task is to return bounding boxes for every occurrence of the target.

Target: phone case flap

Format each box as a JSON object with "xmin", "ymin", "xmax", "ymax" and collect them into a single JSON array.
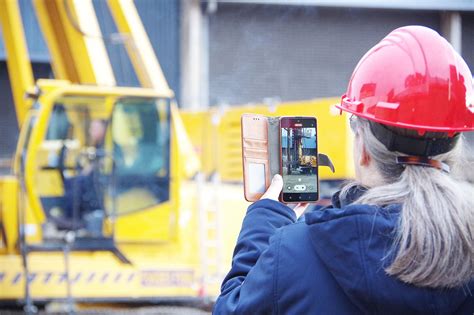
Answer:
[
  {"xmin": 241, "ymin": 114, "xmax": 271, "ymax": 202},
  {"xmin": 267, "ymin": 117, "xmax": 280, "ymax": 178}
]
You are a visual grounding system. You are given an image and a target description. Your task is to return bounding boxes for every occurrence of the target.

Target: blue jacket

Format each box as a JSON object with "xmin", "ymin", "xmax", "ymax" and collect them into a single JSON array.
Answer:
[{"xmin": 214, "ymin": 188, "xmax": 474, "ymax": 314}]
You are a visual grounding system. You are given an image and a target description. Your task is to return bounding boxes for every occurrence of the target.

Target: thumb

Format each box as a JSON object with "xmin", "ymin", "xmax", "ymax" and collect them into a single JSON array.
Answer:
[{"xmin": 261, "ymin": 174, "xmax": 283, "ymax": 201}]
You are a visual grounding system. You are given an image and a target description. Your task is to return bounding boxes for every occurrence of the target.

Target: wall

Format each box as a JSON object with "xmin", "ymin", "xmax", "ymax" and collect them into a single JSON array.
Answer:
[{"xmin": 208, "ymin": 5, "xmax": 446, "ymax": 105}]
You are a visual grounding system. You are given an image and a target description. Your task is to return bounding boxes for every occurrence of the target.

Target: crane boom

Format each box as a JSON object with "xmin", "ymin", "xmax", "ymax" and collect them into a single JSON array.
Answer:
[
  {"xmin": 33, "ymin": 0, "xmax": 115, "ymax": 86},
  {"xmin": 107, "ymin": 0, "xmax": 171, "ymax": 95},
  {"xmin": 0, "ymin": 0, "xmax": 34, "ymax": 127}
]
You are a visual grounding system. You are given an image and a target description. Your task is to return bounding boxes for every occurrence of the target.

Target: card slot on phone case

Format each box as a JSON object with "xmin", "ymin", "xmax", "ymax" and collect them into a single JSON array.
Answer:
[
  {"xmin": 243, "ymin": 148, "xmax": 268, "ymax": 160},
  {"xmin": 243, "ymin": 138, "xmax": 268, "ymax": 150}
]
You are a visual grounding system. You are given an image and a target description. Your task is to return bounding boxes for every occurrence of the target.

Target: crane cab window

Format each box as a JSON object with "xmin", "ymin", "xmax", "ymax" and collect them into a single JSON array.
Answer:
[
  {"xmin": 37, "ymin": 98, "xmax": 110, "ymax": 234},
  {"xmin": 110, "ymin": 98, "xmax": 171, "ymax": 214}
]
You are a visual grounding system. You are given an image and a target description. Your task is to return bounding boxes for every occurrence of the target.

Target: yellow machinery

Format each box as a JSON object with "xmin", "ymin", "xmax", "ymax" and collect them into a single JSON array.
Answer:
[
  {"xmin": 0, "ymin": 0, "xmax": 354, "ymax": 311},
  {"xmin": 299, "ymin": 155, "xmax": 318, "ymax": 168},
  {"xmin": 0, "ymin": 80, "xmax": 205, "ymax": 300},
  {"xmin": 0, "ymin": 0, "xmax": 221, "ymax": 310}
]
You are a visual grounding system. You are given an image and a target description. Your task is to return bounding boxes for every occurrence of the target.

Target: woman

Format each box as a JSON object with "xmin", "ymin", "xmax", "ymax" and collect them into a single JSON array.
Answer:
[{"xmin": 214, "ymin": 26, "xmax": 474, "ymax": 314}]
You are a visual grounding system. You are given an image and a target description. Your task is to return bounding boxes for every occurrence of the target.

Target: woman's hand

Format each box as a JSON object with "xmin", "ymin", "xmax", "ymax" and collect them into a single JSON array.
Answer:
[{"xmin": 260, "ymin": 174, "xmax": 309, "ymax": 218}]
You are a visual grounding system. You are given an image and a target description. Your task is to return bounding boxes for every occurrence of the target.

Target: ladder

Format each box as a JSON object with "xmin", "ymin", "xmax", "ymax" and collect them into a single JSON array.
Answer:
[{"xmin": 198, "ymin": 172, "xmax": 224, "ymax": 295}]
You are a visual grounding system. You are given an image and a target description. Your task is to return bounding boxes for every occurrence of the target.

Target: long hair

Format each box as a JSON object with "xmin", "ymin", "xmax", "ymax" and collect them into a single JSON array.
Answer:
[{"xmin": 344, "ymin": 117, "xmax": 474, "ymax": 288}]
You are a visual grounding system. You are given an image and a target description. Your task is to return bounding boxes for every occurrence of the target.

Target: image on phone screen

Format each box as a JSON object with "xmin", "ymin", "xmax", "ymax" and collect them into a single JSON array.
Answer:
[{"xmin": 280, "ymin": 117, "xmax": 318, "ymax": 202}]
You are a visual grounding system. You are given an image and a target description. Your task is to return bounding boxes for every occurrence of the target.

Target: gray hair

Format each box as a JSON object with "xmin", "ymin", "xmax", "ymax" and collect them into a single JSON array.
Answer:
[{"xmin": 344, "ymin": 117, "xmax": 474, "ymax": 289}]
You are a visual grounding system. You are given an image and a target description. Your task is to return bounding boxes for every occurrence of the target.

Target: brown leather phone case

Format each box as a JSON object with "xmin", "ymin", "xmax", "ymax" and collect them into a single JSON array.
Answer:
[{"xmin": 241, "ymin": 114, "xmax": 271, "ymax": 201}]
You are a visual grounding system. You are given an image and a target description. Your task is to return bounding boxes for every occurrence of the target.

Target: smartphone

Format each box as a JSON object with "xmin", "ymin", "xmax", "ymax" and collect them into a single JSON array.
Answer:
[{"xmin": 279, "ymin": 117, "xmax": 319, "ymax": 202}]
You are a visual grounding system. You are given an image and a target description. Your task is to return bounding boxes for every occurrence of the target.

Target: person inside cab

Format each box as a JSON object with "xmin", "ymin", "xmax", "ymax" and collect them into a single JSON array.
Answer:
[
  {"xmin": 61, "ymin": 118, "xmax": 108, "ymax": 234},
  {"xmin": 214, "ymin": 26, "xmax": 474, "ymax": 314}
]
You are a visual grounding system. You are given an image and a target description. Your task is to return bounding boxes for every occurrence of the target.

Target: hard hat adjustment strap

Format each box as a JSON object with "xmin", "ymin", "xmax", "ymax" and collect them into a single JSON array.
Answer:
[
  {"xmin": 369, "ymin": 121, "xmax": 460, "ymax": 157},
  {"xmin": 396, "ymin": 156, "xmax": 450, "ymax": 173}
]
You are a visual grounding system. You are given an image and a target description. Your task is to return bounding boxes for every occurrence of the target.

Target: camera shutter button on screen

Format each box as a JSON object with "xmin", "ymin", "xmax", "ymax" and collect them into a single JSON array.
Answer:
[{"xmin": 294, "ymin": 185, "xmax": 306, "ymax": 191}]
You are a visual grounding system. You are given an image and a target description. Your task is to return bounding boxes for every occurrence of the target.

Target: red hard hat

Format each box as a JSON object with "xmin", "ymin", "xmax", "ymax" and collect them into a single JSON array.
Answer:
[{"xmin": 336, "ymin": 25, "xmax": 474, "ymax": 135}]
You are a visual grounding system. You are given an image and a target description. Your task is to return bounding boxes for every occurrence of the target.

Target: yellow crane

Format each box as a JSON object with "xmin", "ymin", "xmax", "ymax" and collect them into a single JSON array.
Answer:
[{"xmin": 0, "ymin": 0, "xmax": 214, "ymax": 311}]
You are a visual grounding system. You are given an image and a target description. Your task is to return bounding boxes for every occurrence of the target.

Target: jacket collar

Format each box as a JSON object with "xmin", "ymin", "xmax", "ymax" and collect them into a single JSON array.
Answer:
[{"xmin": 331, "ymin": 184, "xmax": 368, "ymax": 208}]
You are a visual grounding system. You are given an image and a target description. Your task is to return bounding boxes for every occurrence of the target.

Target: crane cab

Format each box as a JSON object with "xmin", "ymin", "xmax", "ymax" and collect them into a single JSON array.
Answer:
[{"xmin": 19, "ymin": 80, "xmax": 179, "ymax": 244}]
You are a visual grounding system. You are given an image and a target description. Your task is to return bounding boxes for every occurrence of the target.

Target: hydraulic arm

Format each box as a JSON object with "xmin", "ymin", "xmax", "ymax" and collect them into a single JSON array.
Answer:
[
  {"xmin": 33, "ymin": 0, "xmax": 115, "ymax": 86},
  {"xmin": 0, "ymin": 0, "xmax": 34, "ymax": 127}
]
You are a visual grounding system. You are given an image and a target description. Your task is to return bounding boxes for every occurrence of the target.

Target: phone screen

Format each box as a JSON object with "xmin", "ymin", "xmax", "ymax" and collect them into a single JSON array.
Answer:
[{"xmin": 280, "ymin": 117, "xmax": 318, "ymax": 202}]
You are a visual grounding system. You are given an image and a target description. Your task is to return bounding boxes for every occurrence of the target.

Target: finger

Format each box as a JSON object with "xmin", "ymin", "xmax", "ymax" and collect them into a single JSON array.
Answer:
[
  {"xmin": 293, "ymin": 202, "xmax": 309, "ymax": 218},
  {"xmin": 261, "ymin": 174, "xmax": 283, "ymax": 201}
]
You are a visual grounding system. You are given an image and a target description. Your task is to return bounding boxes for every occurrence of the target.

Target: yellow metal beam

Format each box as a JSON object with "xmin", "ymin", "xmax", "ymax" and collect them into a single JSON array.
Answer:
[
  {"xmin": 33, "ymin": 0, "xmax": 115, "ymax": 86},
  {"xmin": 0, "ymin": 0, "xmax": 34, "ymax": 127},
  {"xmin": 107, "ymin": 0, "xmax": 171, "ymax": 95},
  {"xmin": 0, "ymin": 176, "xmax": 19, "ymax": 253}
]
